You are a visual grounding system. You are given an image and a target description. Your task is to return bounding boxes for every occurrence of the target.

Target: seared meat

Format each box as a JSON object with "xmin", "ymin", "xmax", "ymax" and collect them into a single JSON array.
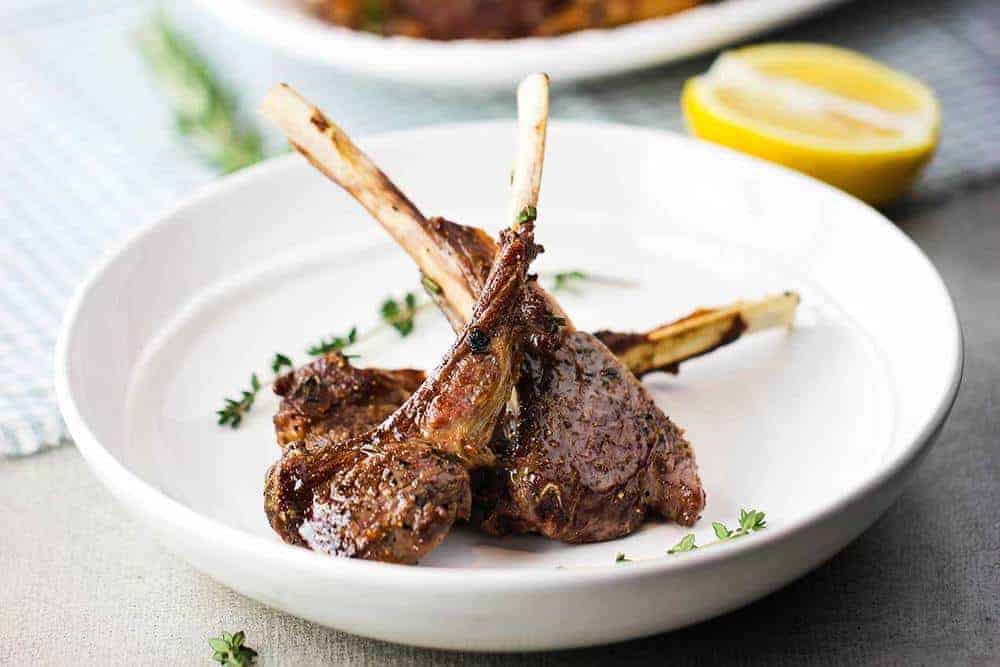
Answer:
[
  {"xmin": 421, "ymin": 224, "xmax": 705, "ymax": 537},
  {"xmin": 274, "ymin": 353, "xmax": 423, "ymax": 448},
  {"xmin": 265, "ymin": 223, "xmax": 538, "ymax": 563},
  {"xmin": 483, "ymin": 331, "xmax": 703, "ymax": 540},
  {"xmin": 275, "ymin": 437, "xmax": 470, "ymax": 562},
  {"xmin": 260, "ymin": 79, "xmax": 705, "ymax": 546}
]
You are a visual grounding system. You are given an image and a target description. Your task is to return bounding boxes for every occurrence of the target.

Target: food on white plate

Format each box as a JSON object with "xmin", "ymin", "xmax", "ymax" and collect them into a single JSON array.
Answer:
[
  {"xmin": 305, "ymin": 0, "xmax": 705, "ymax": 39},
  {"xmin": 257, "ymin": 74, "xmax": 798, "ymax": 563}
]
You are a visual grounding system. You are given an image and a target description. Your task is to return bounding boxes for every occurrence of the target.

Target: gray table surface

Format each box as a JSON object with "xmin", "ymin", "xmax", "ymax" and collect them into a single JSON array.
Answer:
[{"xmin": 4, "ymin": 184, "xmax": 998, "ymax": 665}]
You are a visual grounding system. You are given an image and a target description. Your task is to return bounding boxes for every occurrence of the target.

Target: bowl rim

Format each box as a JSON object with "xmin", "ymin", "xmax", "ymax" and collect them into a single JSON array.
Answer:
[{"xmin": 55, "ymin": 120, "xmax": 963, "ymax": 593}]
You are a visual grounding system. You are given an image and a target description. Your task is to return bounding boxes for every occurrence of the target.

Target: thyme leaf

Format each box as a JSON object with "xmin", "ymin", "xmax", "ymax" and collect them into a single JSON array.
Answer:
[
  {"xmin": 208, "ymin": 630, "xmax": 257, "ymax": 666},
  {"xmin": 551, "ymin": 270, "xmax": 588, "ymax": 292},
  {"xmin": 271, "ymin": 353, "xmax": 293, "ymax": 374},
  {"xmin": 216, "ymin": 374, "xmax": 260, "ymax": 429},
  {"xmin": 307, "ymin": 327, "xmax": 358, "ymax": 356},
  {"xmin": 518, "ymin": 205, "xmax": 537, "ymax": 224},
  {"xmin": 381, "ymin": 292, "xmax": 419, "ymax": 337},
  {"xmin": 667, "ymin": 533, "xmax": 698, "ymax": 554},
  {"xmin": 667, "ymin": 508, "xmax": 767, "ymax": 555}
]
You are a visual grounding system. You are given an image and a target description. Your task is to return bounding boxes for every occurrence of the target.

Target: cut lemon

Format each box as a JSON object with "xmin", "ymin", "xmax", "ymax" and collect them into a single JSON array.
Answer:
[{"xmin": 682, "ymin": 43, "xmax": 940, "ymax": 206}]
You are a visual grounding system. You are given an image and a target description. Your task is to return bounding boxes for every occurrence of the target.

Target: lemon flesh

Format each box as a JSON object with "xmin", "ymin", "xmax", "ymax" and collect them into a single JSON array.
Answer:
[{"xmin": 683, "ymin": 44, "xmax": 940, "ymax": 206}]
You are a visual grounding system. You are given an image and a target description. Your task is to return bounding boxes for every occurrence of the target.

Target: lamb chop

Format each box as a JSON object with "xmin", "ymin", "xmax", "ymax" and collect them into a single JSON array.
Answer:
[
  {"xmin": 263, "ymin": 76, "xmax": 711, "ymax": 544},
  {"xmin": 273, "ymin": 354, "xmax": 423, "ymax": 449},
  {"xmin": 273, "ymin": 291, "xmax": 799, "ymax": 450},
  {"xmin": 263, "ymin": 91, "xmax": 549, "ymax": 563}
]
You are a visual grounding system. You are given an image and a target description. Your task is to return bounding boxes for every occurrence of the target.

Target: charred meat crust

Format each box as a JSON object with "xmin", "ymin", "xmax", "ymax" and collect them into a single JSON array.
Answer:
[
  {"xmin": 379, "ymin": 224, "xmax": 540, "ymax": 468},
  {"xmin": 273, "ymin": 352, "xmax": 424, "ymax": 447},
  {"xmin": 264, "ymin": 224, "xmax": 537, "ymax": 563},
  {"xmin": 406, "ymin": 217, "xmax": 706, "ymax": 540},
  {"xmin": 481, "ymin": 331, "xmax": 705, "ymax": 543}
]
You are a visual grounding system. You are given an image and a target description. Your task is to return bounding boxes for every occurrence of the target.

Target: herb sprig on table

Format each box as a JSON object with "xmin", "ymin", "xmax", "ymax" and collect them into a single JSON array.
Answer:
[
  {"xmin": 208, "ymin": 630, "xmax": 257, "ymax": 666},
  {"xmin": 136, "ymin": 13, "xmax": 265, "ymax": 173}
]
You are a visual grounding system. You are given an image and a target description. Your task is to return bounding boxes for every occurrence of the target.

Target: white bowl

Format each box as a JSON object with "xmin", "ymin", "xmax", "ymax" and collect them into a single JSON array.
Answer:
[
  {"xmin": 193, "ymin": 0, "xmax": 849, "ymax": 87},
  {"xmin": 57, "ymin": 121, "xmax": 961, "ymax": 651}
]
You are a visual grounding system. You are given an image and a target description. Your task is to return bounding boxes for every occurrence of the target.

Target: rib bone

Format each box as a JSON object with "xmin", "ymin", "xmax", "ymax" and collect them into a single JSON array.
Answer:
[
  {"xmin": 260, "ymin": 82, "xmax": 797, "ymax": 374},
  {"xmin": 597, "ymin": 291, "xmax": 800, "ymax": 377}
]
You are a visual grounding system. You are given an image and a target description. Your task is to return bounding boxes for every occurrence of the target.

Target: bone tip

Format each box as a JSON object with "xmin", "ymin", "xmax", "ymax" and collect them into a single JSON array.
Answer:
[
  {"xmin": 259, "ymin": 82, "xmax": 297, "ymax": 119},
  {"xmin": 518, "ymin": 72, "xmax": 550, "ymax": 98}
]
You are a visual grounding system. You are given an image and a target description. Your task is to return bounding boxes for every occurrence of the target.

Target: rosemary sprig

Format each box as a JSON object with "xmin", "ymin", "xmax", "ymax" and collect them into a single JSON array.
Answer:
[
  {"xmin": 307, "ymin": 326, "xmax": 358, "ymax": 356},
  {"xmin": 381, "ymin": 292, "xmax": 419, "ymax": 337},
  {"xmin": 216, "ymin": 374, "xmax": 260, "ymax": 429},
  {"xmin": 208, "ymin": 630, "xmax": 257, "ymax": 666},
  {"xmin": 668, "ymin": 508, "xmax": 767, "ymax": 555},
  {"xmin": 136, "ymin": 13, "xmax": 264, "ymax": 173}
]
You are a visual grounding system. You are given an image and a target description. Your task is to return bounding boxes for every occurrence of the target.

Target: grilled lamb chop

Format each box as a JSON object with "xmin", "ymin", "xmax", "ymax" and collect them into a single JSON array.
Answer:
[
  {"xmin": 264, "ymin": 89, "xmax": 552, "ymax": 563},
  {"xmin": 261, "ymin": 76, "xmax": 708, "ymax": 543},
  {"xmin": 273, "ymin": 353, "xmax": 423, "ymax": 449},
  {"xmin": 273, "ymin": 292, "xmax": 799, "ymax": 454},
  {"xmin": 265, "ymin": 222, "xmax": 538, "ymax": 562}
]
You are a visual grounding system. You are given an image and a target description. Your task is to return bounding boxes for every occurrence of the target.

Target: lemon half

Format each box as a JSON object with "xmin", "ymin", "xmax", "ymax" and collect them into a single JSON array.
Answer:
[{"xmin": 682, "ymin": 44, "xmax": 940, "ymax": 206}]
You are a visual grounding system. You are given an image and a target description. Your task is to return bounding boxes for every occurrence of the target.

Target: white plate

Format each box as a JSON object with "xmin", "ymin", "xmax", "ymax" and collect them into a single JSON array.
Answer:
[
  {"xmin": 193, "ymin": 0, "xmax": 849, "ymax": 87},
  {"xmin": 57, "ymin": 122, "xmax": 961, "ymax": 651}
]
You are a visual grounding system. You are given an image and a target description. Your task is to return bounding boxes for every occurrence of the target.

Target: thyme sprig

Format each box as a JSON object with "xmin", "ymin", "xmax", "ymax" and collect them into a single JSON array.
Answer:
[
  {"xmin": 208, "ymin": 630, "xmax": 257, "ymax": 666},
  {"xmin": 381, "ymin": 292, "xmax": 420, "ymax": 337},
  {"xmin": 216, "ymin": 374, "xmax": 261, "ymax": 429},
  {"xmin": 271, "ymin": 353, "xmax": 293, "ymax": 374},
  {"xmin": 551, "ymin": 270, "xmax": 588, "ymax": 292},
  {"xmin": 136, "ymin": 13, "xmax": 264, "ymax": 173},
  {"xmin": 545, "ymin": 269, "xmax": 639, "ymax": 293},
  {"xmin": 307, "ymin": 327, "xmax": 358, "ymax": 356},
  {"xmin": 610, "ymin": 508, "xmax": 768, "ymax": 563},
  {"xmin": 668, "ymin": 508, "xmax": 767, "ymax": 555},
  {"xmin": 216, "ymin": 290, "xmax": 430, "ymax": 428},
  {"xmin": 214, "ymin": 262, "xmax": 634, "ymax": 430}
]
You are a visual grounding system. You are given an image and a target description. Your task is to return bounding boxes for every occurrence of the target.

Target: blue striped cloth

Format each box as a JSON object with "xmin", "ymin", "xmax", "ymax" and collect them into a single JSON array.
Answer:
[{"xmin": 2, "ymin": 0, "xmax": 998, "ymax": 455}]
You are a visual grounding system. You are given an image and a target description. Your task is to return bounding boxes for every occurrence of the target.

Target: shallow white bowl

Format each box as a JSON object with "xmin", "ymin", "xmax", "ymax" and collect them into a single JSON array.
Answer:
[
  {"xmin": 57, "ymin": 121, "xmax": 961, "ymax": 651},
  {"xmin": 193, "ymin": 0, "xmax": 848, "ymax": 87}
]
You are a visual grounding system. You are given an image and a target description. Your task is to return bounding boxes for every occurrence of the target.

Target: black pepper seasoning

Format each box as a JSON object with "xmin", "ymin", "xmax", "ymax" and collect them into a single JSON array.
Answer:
[{"xmin": 467, "ymin": 327, "xmax": 490, "ymax": 353}]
